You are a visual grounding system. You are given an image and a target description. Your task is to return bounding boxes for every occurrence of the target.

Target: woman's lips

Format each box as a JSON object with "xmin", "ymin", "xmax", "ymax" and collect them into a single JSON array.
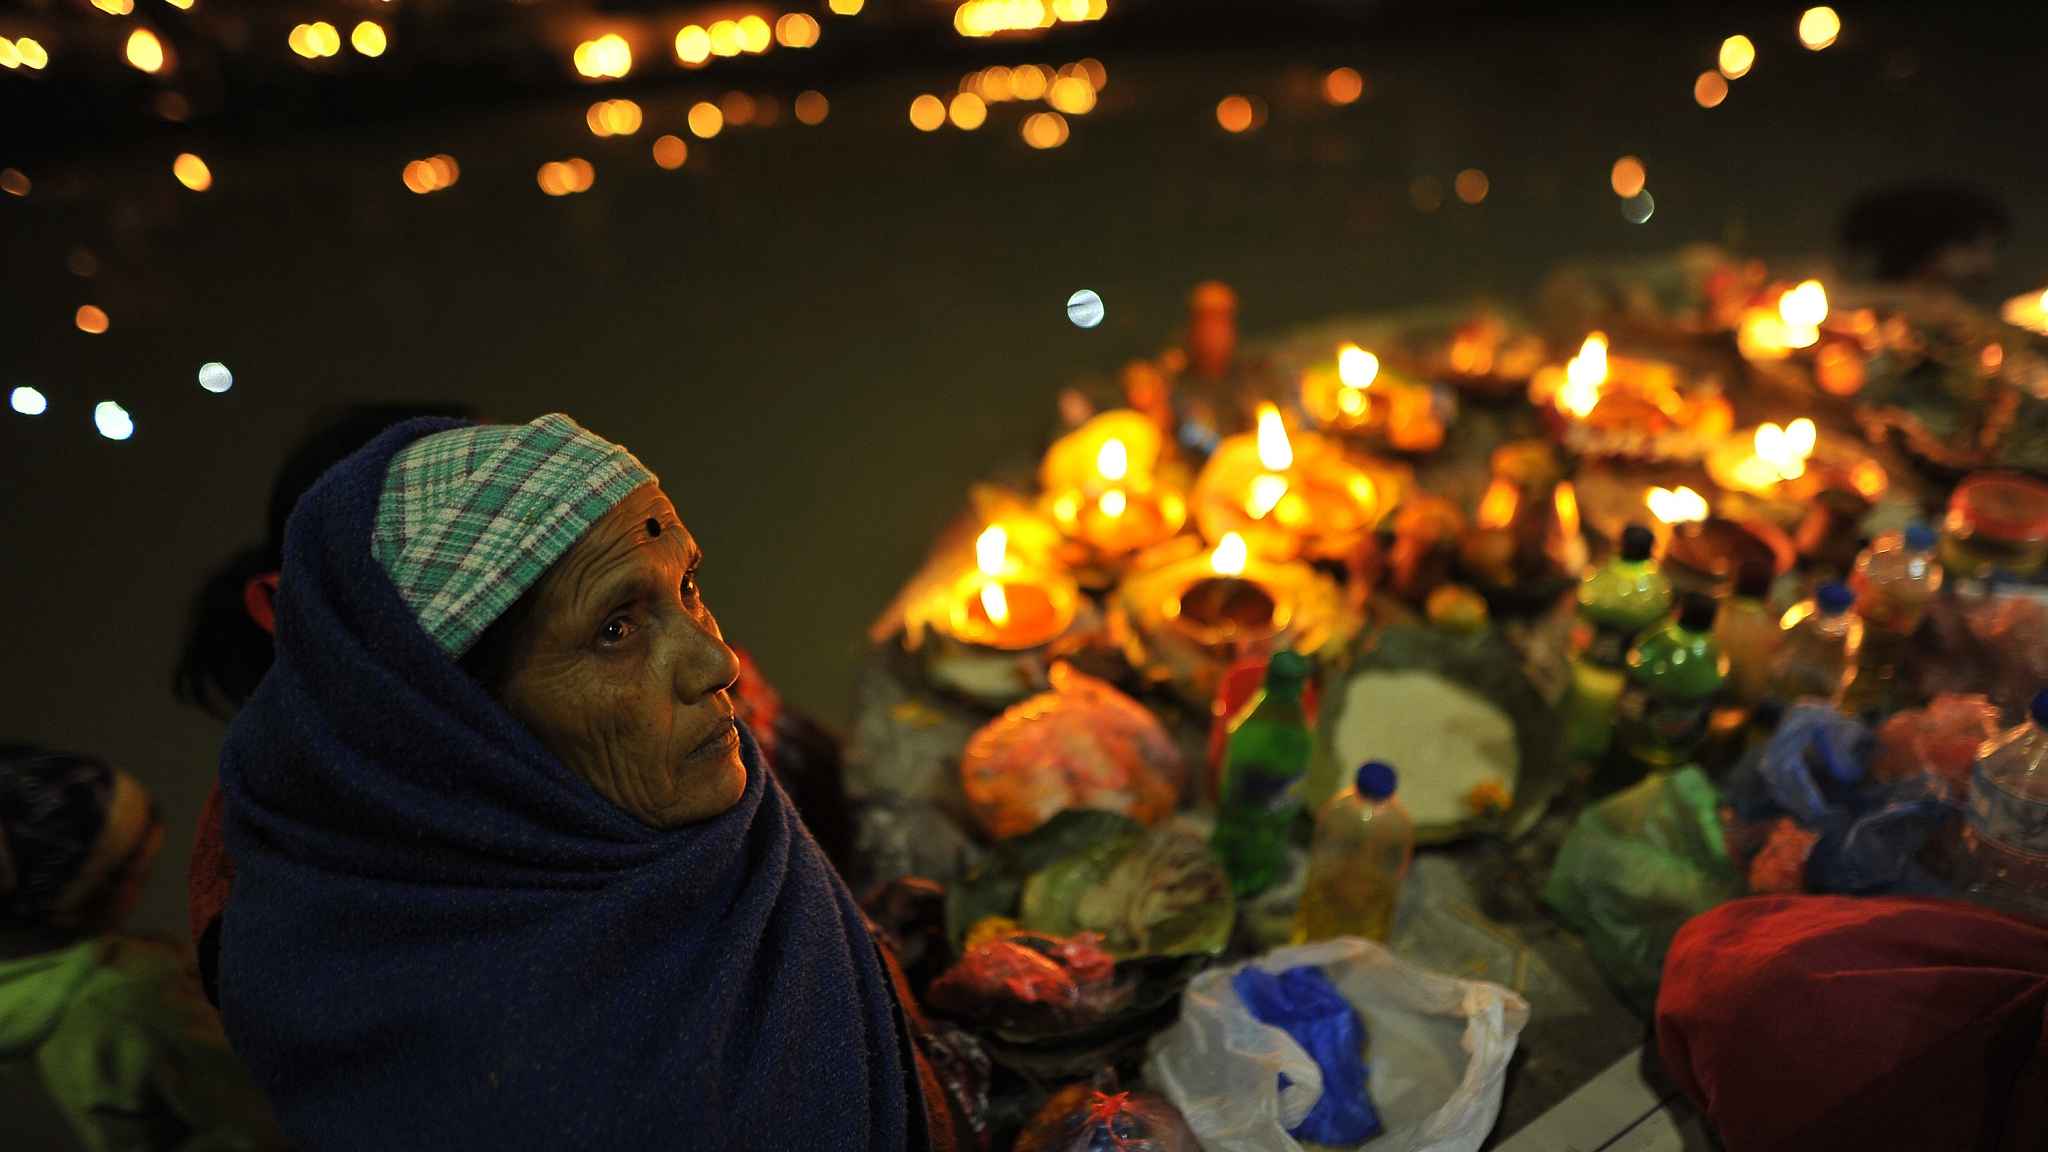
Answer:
[{"xmin": 683, "ymin": 720, "xmax": 739, "ymax": 763}]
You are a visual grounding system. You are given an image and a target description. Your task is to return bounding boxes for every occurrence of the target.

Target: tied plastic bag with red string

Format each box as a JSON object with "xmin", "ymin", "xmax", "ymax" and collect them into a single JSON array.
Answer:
[{"xmin": 1015, "ymin": 1086, "xmax": 1197, "ymax": 1152}]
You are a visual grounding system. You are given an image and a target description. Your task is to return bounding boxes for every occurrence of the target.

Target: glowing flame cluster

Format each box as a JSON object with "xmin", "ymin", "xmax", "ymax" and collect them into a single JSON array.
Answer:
[
  {"xmin": 536, "ymin": 158, "xmax": 596, "ymax": 196},
  {"xmin": 1336, "ymin": 343, "xmax": 1379, "ymax": 418},
  {"xmin": 1646, "ymin": 485, "xmax": 1710, "ymax": 525},
  {"xmin": 1754, "ymin": 418, "xmax": 1818, "ymax": 482},
  {"xmin": 976, "ymin": 525, "xmax": 1011, "ymax": 626},
  {"xmin": 1210, "ymin": 532, "xmax": 1249, "ymax": 577},
  {"xmin": 954, "ymin": 0, "xmax": 1107, "ymax": 38},
  {"xmin": 1243, "ymin": 404, "xmax": 1296, "ymax": 521},
  {"xmin": 1557, "ymin": 332, "xmax": 1609, "ymax": 419},
  {"xmin": 586, "ymin": 99, "xmax": 644, "ymax": 137},
  {"xmin": 573, "ymin": 33, "xmax": 632, "ymax": 79},
  {"xmin": 289, "ymin": 22, "xmax": 342, "ymax": 60},
  {"xmin": 1, "ymin": 36, "xmax": 52, "ymax": 71},
  {"xmin": 402, "ymin": 155, "xmax": 461, "ymax": 194},
  {"xmin": 1777, "ymin": 279, "xmax": 1829, "ymax": 346}
]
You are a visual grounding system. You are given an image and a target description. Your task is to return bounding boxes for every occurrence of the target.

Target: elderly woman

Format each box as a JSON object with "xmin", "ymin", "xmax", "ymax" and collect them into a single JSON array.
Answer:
[{"xmin": 218, "ymin": 415, "xmax": 959, "ymax": 1149}]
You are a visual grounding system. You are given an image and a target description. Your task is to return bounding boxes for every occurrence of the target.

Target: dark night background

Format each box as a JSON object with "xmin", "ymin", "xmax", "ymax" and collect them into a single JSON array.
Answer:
[{"xmin": 4, "ymin": 0, "xmax": 2043, "ymax": 944}]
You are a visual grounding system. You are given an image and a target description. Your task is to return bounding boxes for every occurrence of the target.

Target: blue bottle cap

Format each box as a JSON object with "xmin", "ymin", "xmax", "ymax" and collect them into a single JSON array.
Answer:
[
  {"xmin": 1355, "ymin": 760, "xmax": 1398, "ymax": 800},
  {"xmin": 1817, "ymin": 581, "xmax": 1854, "ymax": 614},
  {"xmin": 2032, "ymin": 690, "xmax": 2048, "ymax": 727},
  {"xmin": 1904, "ymin": 522, "xmax": 1937, "ymax": 552}
]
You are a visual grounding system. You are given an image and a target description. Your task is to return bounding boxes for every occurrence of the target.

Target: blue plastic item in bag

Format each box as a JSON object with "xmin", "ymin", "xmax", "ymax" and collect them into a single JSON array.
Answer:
[
  {"xmin": 1230, "ymin": 965, "xmax": 1383, "ymax": 1145},
  {"xmin": 1759, "ymin": 704, "xmax": 1871, "ymax": 825}
]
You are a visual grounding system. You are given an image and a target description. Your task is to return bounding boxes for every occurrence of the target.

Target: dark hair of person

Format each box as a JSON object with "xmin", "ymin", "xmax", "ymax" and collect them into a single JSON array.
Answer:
[{"xmin": 172, "ymin": 403, "xmax": 478, "ymax": 720}]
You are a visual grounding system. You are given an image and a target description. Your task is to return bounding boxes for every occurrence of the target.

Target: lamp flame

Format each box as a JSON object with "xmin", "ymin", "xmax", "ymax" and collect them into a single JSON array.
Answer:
[
  {"xmin": 1255, "ymin": 403, "xmax": 1294, "ymax": 471},
  {"xmin": 1098, "ymin": 489, "xmax": 1127, "ymax": 518},
  {"xmin": 975, "ymin": 524, "xmax": 1008, "ymax": 576},
  {"xmin": 1646, "ymin": 485, "xmax": 1709, "ymax": 524},
  {"xmin": 979, "ymin": 581, "xmax": 1010, "ymax": 627},
  {"xmin": 1211, "ymin": 531, "xmax": 1249, "ymax": 577},
  {"xmin": 1095, "ymin": 437, "xmax": 1129, "ymax": 482},
  {"xmin": 1554, "ymin": 480, "xmax": 1581, "ymax": 538},
  {"xmin": 1779, "ymin": 280, "xmax": 1829, "ymax": 330},
  {"xmin": 1751, "ymin": 418, "xmax": 1817, "ymax": 483},
  {"xmin": 1337, "ymin": 343, "xmax": 1380, "ymax": 389},
  {"xmin": 1476, "ymin": 478, "xmax": 1520, "ymax": 530},
  {"xmin": 1246, "ymin": 474, "xmax": 1289, "ymax": 519},
  {"xmin": 1558, "ymin": 332, "xmax": 1608, "ymax": 419}
]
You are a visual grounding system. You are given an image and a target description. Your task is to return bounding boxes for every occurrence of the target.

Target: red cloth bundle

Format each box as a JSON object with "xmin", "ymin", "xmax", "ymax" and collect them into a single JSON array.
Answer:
[{"xmin": 1657, "ymin": 896, "xmax": 2048, "ymax": 1151}]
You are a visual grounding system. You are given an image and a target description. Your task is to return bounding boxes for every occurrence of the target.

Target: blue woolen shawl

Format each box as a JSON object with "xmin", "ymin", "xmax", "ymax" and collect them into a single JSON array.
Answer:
[{"xmin": 218, "ymin": 419, "xmax": 914, "ymax": 1150}]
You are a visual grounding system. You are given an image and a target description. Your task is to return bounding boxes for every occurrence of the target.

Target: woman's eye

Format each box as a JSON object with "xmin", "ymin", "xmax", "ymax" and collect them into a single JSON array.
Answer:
[{"xmin": 598, "ymin": 615, "xmax": 637, "ymax": 645}]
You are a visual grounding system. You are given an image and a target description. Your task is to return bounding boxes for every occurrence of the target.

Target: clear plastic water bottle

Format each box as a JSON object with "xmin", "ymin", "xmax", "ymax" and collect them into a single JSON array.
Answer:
[
  {"xmin": 1851, "ymin": 521, "xmax": 1944, "ymax": 637},
  {"xmin": 1293, "ymin": 761, "xmax": 1413, "ymax": 944},
  {"xmin": 1963, "ymin": 690, "xmax": 2048, "ymax": 920},
  {"xmin": 1770, "ymin": 582, "xmax": 1863, "ymax": 705}
]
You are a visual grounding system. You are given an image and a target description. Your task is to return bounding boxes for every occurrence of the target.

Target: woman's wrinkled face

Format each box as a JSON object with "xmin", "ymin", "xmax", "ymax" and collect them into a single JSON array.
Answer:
[{"xmin": 494, "ymin": 484, "xmax": 745, "ymax": 827}]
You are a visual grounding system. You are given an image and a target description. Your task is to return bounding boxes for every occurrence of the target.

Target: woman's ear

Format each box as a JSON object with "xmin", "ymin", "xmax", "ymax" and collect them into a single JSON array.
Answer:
[{"xmin": 243, "ymin": 572, "xmax": 281, "ymax": 636}]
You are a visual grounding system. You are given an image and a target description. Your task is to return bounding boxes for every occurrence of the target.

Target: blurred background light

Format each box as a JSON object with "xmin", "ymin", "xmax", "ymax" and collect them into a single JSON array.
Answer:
[
  {"xmin": 0, "ymin": 168, "xmax": 27, "ymax": 197},
  {"xmin": 910, "ymin": 94, "xmax": 946, "ymax": 131},
  {"xmin": 795, "ymin": 90, "xmax": 829, "ymax": 124},
  {"xmin": 688, "ymin": 101, "xmax": 724, "ymax": 138},
  {"xmin": 76, "ymin": 305, "xmax": 110, "ymax": 334},
  {"xmin": 1066, "ymin": 289, "xmax": 1104, "ymax": 328},
  {"xmin": 573, "ymin": 33, "xmax": 631, "ymax": 78},
  {"xmin": 652, "ymin": 134, "xmax": 688, "ymax": 169},
  {"xmin": 720, "ymin": 90, "xmax": 757, "ymax": 126},
  {"xmin": 173, "ymin": 152, "xmax": 212, "ymax": 191},
  {"xmin": 828, "ymin": 0, "xmax": 864, "ymax": 13},
  {"xmin": 676, "ymin": 25, "xmax": 711, "ymax": 65},
  {"xmin": 737, "ymin": 15, "xmax": 772, "ymax": 54},
  {"xmin": 94, "ymin": 400, "xmax": 134, "ymax": 441},
  {"xmin": 948, "ymin": 92, "xmax": 987, "ymax": 130},
  {"xmin": 775, "ymin": 14, "xmax": 821, "ymax": 49},
  {"xmin": 198, "ymin": 362, "xmax": 233, "ymax": 394},
  {"xmin": 10, "ymin": 386, "xmax": 48, "ymax": 417},
  {"xmin": 1622, "ymin": 190, "xmax": 1656, "ymax": 223},
  {"xmin": 1800, "ymin": 7, "xmax": 1841, "ymax": 51},
  {"xmin": 709, "ymin": 20, "xmax": 742, "ymax": 57},
  {"xmin": 1610, "ymin": 155, "xmax": 1646, "ymax": 198},
  {"xmin": 1216, "ymin": 95, "xmax": 1254, "ymax": 133},
  {"xmin": 1719, "ymin": 34, "xmax": 1755, "ymax": 79},
  {"xmin": 1323, "ymin": 67, "xmax": 1364, "ymax": 106},
  {"xmin": 352, "ymin": 21, "xmax": 388, "ymax": 58},
  {"xmin": 1021, "ymin": 110, "xmax": 1068, "ymax": 149},
  {"xmin": 1694, "ymin": 70, "xmax": 1729, "ymax": 107},
  {"xmin": 125, "ymin": 28, "xmax": 166, "ymax": 73},
  {"xmin": 1455, "ymin": 168, "xmax": 1490, "ymax": 204}
]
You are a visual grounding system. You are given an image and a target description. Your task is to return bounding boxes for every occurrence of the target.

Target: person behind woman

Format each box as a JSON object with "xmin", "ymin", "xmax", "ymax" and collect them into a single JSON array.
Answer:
[
  {"xmin": 0, "ymin": 744, "xmax": 283, "ymax": 1151},
  {"xmin": 174, "ymin": 404, "xmax": 478, "ymax": 1006},
  {"xmin": 217, "ymin": 414, "xmax": 963, "ymax": 1149}
]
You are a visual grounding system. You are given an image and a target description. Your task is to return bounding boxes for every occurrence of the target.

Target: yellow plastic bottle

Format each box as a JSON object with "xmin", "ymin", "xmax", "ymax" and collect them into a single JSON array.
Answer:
[{"xmin": 1293, "ymin": 761, "xmax": 1414, "ymax": 943}]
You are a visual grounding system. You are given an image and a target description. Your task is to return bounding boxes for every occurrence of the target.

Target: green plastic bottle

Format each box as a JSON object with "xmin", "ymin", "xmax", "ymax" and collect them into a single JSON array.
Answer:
[
  {"xmin": 1212, "ymin": 649, "xmax": 1313, "ymax": 897},
  {"xmin": 1564, "ymin": 524, "xmax": 1674, "ymax": 758},
  {"xmin": 1618, "ymin": 592, "xmax": 1727, "ymax": 768}
]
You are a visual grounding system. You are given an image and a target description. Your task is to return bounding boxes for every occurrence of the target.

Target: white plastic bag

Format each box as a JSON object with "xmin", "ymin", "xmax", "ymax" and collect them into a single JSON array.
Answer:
[{"xmin": 1144, "ymin": 938, "xmax": 1530, "ymax": 1152}]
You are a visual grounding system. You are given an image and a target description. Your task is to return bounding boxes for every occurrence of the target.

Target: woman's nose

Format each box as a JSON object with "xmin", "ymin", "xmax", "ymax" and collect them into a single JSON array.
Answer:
[{"xmin": 670, "ymin": 614, "xmax": 740, "ymax": 703}]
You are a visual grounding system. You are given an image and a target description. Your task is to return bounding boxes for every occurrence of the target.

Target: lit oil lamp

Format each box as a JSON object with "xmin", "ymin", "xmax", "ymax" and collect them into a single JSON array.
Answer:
[
  {"xmin": 1190, "ymin": 402, "xmax": 1396, "ymax": 561},
  {"xmin": 1040, "ymin": 409, "xmax": 1188, "ymax": 562},
  {"xmin": 1529, "ymin": 332, "xmax": 1733, "ymax": 460},
  {"xmin": 1647, "ymin": 484, "xmax": 1794, "ymax": 595},
  {"xmin": 1706, "ymin": 418, "xmax": 1887, "ymax": 510},
  {"xmin": 1109, "ymin": 531, "xmax": 1355, "ymax": 706},
  {"xmin": 1999, "ymin": 288, "xmax": 2048, "ymax": 337},
  {"xmin": 1299, "ymin": 343, "xmax": 1447, "ymax": 452},
  {"xmin": 948, "ymin": 524, "xmax": 1079, "ymax": 650},
  {"xmin": 1736, "ymin": 280, "xmax": 1831, "ymax": 361}
]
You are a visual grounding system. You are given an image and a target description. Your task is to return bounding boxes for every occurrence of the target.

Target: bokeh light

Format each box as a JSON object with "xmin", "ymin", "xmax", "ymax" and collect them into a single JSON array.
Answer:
[
  {"xmin": 1216, "ymin": 95, "xmax": 1254, "ymax": 133},
  {"xmin": 351, "ymin": 21, "xmax": 387, "ymax": 58},
  {"xmin": 6, "ymin": 37, "xmax": 49, "ymax": 70},
  {"xmin": 173, "ymin": 152, "xmax": 212, "ymax": 191},
  {"xmin": 292, "ymin": 22, "xmax": 342, "ymax": 60},
  {"xmin": 795, "ymin": 90, "xmax": 830, "ymax": 125},
  {"xmin": 76, "ymin": 305, "xmax": 110, "ymax": 334},
  {"xmin": 537, "ymin": 159, "xmax": 595, "ymax": 196},
  {"xmin": 652, "ymin": 134, "xmax": 688, "ymax": 169},
  {"xmin": 1066, "ymin": 289, "xmax": 1104, "ymax": 329},
  {"xmin": 403, "ymin": 154, "xmax": 460, "ymax": 194},
  {"xmin": 1610, "ymin": 156, "xmax": 1646, "ymax": 198},
  {"xmin": 775, "ymin": 14, "xmax": 821, "ymax": 48},
  {"xmin": 688, "ymin": 101, "xmax": 724, "ymax": 138},
  {"xmin": 720, "ymin": 91, "xmax": 757, "ymax": 126},
  {"xmin": 708, "ymin": 20, "xmax": 741, "ymax": 57},
  {"xmin": 1718, "ymin": 35, "xmax": 1755, "ymax": 79},
  {"xmin": 125, "ymin": 28, "xmax": 166, "ymax": 73},
  {"xmin": 10, "ymin": 386, "xmax": 48, "ymax": 417},
  {"xmin": 573, "ymin": 33, "xmax": 631, "ymax": 78},
  {"xmin": 1409, "ymin": 176, "xmax": 1443, "ymax": 213},
  {"xmin": 1799, "ymin": 7, "xmax": 1841, "ymax": 50},
  {"xmin": 198, "ymin": 362, "xmax": 233, "ymax": 394},
  {"xmin": 1078, "ymin": 58, "xmax": 1107, "ymax": 90},
  {"xmin": 1622, "ymin": 190, "xmax": 1656, "ymax": 223},
  {"xmin": 586, "ymin": 98, "xmax": 643, "ymax": 136},
  {"xmin": 68, "ymin": 249, "xmax": 96, "ymax": 277},
  {"xmin": 0, "ymin": 168, "xmax": 27, "ymax": 197},
  {"xmin": 155, "ymin": 92, "xmax": 190, "ymax": 121},
  {"xmin": 92, "ymin": 0, "xmax": 134, "ymax": 13},
  {"xmin": 828, "ymin": 0, "xmax": 864, "ymax": 12},
  {"xmin": 1021, "ymin": 111, "xmax": 1069, "ymax": 149},
  {"xmin": 736, "ymin": 15, "xmax": 772, "ymax": 54},
  {"xmin": 1011, "ymin": 64, "xmax": 1049, "ymax": 101},
  {"xmin": 0, "ymin": 39, "xmax": 19, "ymax": 69},
  {"xmin": 910, "ymin": 94, "xmax": 946, "ymax": 131},
  {"xmin": 1454, "ymin": 168, "xmax": 1490, "ymax": 204},
  {"xmin": 948, "ymin": 92, "xmax": 988, "ymax": 130},
  {"xmin": 94, "ymin": 401, "xmax": 135, "ymax": 441},
  {"xmin": 1694, "ymin": 71, "xmax": 1729, "ymax": 108},
  {"xmin": 1323, "ymin": 67, "xmax": 1364, "ymax": 106},
  {"xmin": 675, "ymin": 25, "xmax": 711, "ymax": 65},
  {"xmin": 1047, "ymin": 74, "xmax": 1096, "ymax": 115}
]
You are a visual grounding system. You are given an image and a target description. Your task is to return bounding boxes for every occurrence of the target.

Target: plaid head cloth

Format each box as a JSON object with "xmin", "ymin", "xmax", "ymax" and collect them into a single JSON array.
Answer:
[{"xmin": 371, "ymin": 413, "xmax": 657, "ymax": 656}]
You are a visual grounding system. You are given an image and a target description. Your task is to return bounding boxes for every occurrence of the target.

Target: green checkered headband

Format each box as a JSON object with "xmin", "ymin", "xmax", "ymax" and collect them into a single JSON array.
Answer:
[{"xmin": 372, "ymin": 414, "xmax": 657, "ymax": 656}]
